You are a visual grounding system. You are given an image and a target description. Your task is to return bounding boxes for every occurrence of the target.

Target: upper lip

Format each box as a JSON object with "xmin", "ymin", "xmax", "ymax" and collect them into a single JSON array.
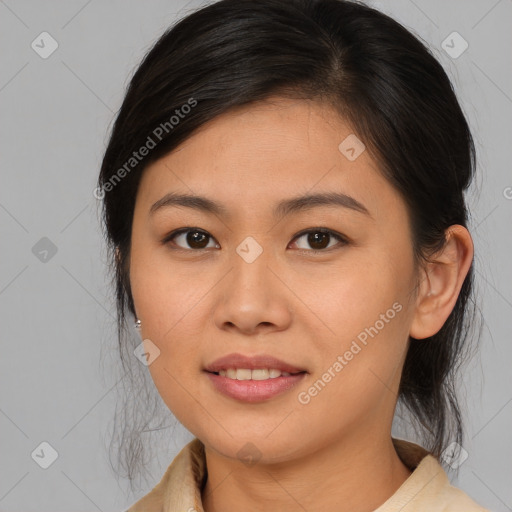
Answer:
[{"xmin": 204, "ymin": 353, "xmax": 307, "ymax": 374}]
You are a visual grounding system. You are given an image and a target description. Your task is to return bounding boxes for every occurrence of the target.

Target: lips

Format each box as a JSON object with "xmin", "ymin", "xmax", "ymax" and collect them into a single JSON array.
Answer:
[
  {"xmin": 204, "ymin": 353, "xmax": 306, "ymax": 374},
  {"xmin": 204, "ymin": 353, "xmax": 307, "ymax": 402}
]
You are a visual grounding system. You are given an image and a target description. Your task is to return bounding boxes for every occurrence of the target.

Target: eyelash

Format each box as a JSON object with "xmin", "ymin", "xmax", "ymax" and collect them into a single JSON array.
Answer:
[{"xmin": 161, "ymin": 227, "xmax": 349, "ymax": 254}]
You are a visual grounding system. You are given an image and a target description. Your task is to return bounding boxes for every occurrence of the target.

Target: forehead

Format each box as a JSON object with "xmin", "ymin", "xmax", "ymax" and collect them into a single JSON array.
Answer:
[
  {"xmin": 170, "ymin": 97, "xmax": 356, "ymax": 175},
  {"xmin": 137, "ymin": 97, "xmax": 402, "ymax": 222}
]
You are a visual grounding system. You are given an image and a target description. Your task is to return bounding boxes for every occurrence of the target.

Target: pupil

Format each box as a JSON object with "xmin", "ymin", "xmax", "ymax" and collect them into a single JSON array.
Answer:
[
  {"xmin": 187, "ymin": 231, "xmax": 207, "ymax": 249},
  {"xmin": 309, "ymin": 232, "xmax": 328, "ymax": 250}
]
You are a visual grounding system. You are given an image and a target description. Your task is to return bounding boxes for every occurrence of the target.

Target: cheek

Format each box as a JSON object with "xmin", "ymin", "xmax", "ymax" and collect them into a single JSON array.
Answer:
[
  {"xmin": 299, "ymin": 252, "xmax": 414, "ymax": 397},
  {"xmin": 130, "ymin": 239, "xmax": 202, "ymax": 335},
  {"xmin": 293, "ymin": 306, "xmax": 410, "ymax": 438},
  {"xmin": 306, "ymin": 255, "xmax": 408, "ymax": 341},
  {"xmin": 129, "ymin": 245, "xmax": 214, "ymax": 390}
]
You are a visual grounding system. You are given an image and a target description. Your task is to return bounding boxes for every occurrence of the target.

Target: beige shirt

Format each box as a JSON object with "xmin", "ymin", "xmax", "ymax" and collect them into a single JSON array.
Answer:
[{"xmin": 126, "ymin": 438, "xmax": 490, "ymax": 511}]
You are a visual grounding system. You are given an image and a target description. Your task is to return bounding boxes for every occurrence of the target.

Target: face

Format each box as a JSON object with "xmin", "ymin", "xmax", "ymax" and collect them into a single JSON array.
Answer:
[{"xmin": 129, "ymin": 97, "xmax": 420, "ymax": 463}]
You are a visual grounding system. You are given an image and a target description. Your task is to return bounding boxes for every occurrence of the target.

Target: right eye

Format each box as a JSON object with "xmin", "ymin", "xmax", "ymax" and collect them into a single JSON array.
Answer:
[{"xmin": 162, "ymin": 228, "xmax": 220, "ymax": 251}]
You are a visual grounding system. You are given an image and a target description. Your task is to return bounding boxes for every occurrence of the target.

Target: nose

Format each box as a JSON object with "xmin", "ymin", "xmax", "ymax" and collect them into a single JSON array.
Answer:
[{"xmin": 212, "ymin": 240, "xmax": 293, "ymax": 336}]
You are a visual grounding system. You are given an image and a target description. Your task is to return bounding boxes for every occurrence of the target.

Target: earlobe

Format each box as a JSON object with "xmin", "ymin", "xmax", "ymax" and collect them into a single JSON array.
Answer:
[{"xmin": 409, "ymin": 225, "xmax": 474, "ymax": 340}]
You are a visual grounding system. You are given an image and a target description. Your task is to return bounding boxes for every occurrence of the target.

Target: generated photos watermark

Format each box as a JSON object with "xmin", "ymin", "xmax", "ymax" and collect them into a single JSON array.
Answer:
[
  {"xmin": 298, "ymin": 301, "xmax": 403, "ymax": 405},
  {"xmin": 93, "ymin": 97, "xmax": 197, "ymax": 200}
]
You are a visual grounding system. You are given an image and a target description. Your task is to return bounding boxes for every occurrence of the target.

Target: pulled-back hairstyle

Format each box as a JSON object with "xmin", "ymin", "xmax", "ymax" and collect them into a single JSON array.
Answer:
[{"xmin": 98, "ymin": 0, "xmax": 478, "ymax": 490}]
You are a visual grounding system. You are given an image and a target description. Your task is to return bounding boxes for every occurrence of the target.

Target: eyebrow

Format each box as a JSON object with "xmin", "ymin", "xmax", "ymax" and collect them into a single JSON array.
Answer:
[{"xmin": 149, "ymin": 191, "xmax": 371, "ymax": 219}]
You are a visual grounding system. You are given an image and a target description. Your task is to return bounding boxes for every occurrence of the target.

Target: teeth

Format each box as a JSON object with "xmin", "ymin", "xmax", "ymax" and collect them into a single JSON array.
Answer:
[
  {"xmin": 217, "ymin": 368, "xmax": 293, "ymax": 380},
  {"xmin": 236, "ymin": 368, "xmax": 252, "ymax": 380}
]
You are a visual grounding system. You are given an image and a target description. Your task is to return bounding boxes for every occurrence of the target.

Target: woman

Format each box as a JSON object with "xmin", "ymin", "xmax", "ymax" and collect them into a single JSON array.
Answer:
[{"xmin": 98, "ymin": 0, "xmax": 489, "ymax": 510}]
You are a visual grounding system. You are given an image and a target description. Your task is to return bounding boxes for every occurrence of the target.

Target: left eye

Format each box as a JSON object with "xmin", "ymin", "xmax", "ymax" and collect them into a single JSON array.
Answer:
[
  {"xmin": 290, "ymin": 229, "xmax": 348, "ymax": 252},
  {"xmin": 164, "ymin": 228, "xmax": 219, "ymax": 250}
]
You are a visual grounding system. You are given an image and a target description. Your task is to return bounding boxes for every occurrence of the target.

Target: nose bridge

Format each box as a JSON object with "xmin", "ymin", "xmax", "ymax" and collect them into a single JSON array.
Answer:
[
  {"xmin": 230, "ymin": 234, "xmax": 273, "ymax": 295},
  {"xmin": 235, "ymin": 234, "xmax": 267, "ymax": 266}
]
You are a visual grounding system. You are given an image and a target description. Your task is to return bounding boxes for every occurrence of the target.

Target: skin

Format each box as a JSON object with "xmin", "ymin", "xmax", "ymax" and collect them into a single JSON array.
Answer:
[{"xmin": 129, "ymin": 96, "xmax": 473, "ymax": 511}]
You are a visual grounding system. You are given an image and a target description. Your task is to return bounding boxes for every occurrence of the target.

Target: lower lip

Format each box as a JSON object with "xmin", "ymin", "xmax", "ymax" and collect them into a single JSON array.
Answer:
[{"xmin": 205, "ymin": 371, "xmax": 307, "ymax": 402}]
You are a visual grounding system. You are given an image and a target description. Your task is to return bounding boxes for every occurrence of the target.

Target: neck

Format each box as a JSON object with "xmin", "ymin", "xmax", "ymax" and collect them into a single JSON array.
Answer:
[{"xmin": 201, "ymin": 428, "xmax": 412, "ymax": 512}]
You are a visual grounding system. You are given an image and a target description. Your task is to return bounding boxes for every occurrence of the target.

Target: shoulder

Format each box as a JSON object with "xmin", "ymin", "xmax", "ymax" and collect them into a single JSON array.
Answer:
[
  {"xmin": 407, "ymin": 455, "xmax": 490, "ymax": 511},
  {"xmin": 123, "ymin": 463, "xmax": 171, "ymax": 512},
  {"xmin": 375, "ymin": 439, "xmax": 490, "ymax": 512},
  {"xmin": 124, "ymin": 438, "xmax": 206, "ymax": 512}
]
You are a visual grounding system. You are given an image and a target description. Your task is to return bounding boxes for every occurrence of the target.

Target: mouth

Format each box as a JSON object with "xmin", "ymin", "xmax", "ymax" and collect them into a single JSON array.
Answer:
[
  {"xmin": 204, "ymin": 353, "xmax": 308, "ymax": 402},
  {"xmin": 207, "ymin": 368, "xmax": 305, "ymax": 380},
  {"xmin": 204, "ymin": 352, "xmax": 307, "ymax": 376}
]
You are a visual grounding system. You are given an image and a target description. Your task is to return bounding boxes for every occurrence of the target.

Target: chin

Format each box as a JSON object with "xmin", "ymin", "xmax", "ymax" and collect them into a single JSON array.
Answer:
[{"xmin": 192, "ymin": 425, "xmax": 307, "ymax": 466}]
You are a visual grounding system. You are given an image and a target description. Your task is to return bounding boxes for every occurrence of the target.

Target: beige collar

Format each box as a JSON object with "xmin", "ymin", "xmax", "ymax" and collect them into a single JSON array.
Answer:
[{"xmin": 127, "ymin": 437, "xmax": 488, "ymax": 512}]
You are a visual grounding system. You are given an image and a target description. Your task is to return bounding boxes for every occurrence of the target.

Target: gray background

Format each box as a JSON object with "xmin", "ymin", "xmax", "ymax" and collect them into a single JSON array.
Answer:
[{"xmin": 1, "ymin": 0, "xmax": 511, "ymax": 510}]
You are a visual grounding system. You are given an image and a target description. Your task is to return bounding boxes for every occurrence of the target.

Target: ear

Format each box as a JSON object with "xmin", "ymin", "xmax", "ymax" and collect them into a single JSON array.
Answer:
[{"xmin": 409, "ymin": 225, "xmax": 474, "ymax": 340}]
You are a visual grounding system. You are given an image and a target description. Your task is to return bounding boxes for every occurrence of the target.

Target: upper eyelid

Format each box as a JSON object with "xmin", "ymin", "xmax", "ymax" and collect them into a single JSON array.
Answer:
[
  {"xmin": 163, "ymin": 227, "xmax": 218, "ymax": 246},
  {"xmin": 292, "ymin": 228, "xmax": 347, "ymax": 241},
  {"xmin": 291, "ymin": 230, "xmax": 348, "ymax": 251}
]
